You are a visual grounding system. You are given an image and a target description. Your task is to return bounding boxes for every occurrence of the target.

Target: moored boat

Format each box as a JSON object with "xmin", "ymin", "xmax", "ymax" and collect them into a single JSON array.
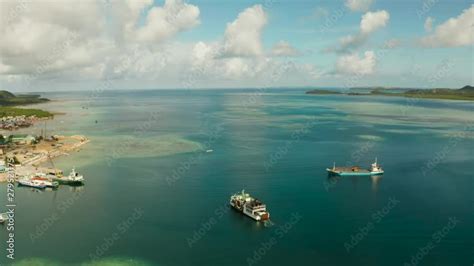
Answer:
[
  {"xmin": 18, "ymin": 179, "xmax": 47, "ymax": 189},
  {"xmin": 31, "ymin": 176, "xmax": 59, "ymax": 188},
  {"xmin": 230, "ymin": 190, "xmax": 270, "ymax": 221},
  {"xmin": 327, "ymin": 158, "xmax": 384, "ymax": 176},
  {"xmin": 51, "ymin": 167, "xmax": 84, "ymax": 185}
]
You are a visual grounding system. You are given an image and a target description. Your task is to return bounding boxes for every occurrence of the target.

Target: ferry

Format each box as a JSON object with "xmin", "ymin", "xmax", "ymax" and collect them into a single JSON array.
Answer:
[
  {"xmin": 327, "ymin": 158, "xmax": 384, "ymax": 176},
  {"xmin": 230, "ymin": 190, "xmax": 270, "ymax": 221},
  {"xmin": 18, "ymin": 179, "xmax": 47, "ymax": 189},
  {"xmin": 51, "ymin": 167, "xmax": 84, "ymax": 185}
]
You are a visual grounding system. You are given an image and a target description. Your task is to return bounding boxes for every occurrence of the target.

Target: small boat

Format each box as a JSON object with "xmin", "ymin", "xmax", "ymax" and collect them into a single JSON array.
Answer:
[
  {"xmin": 31, "ymin": 176, "xmax": 59, "ymax": 188},
  {"xmin": 0, "ymin": 213, "xmax": 8, "ymax": 224},
  {"xmin": 18, "ymin": 179, "xmax": 47, "ymax": 189},
  {"xmin": 51, "ymin": 167, "xmax": 84, "ymax": 185},
  {"xmin": 206, "ymin": 149, "xmax": 213, "ymax": 153},
  {"xmin": 230, "ymin": 190, "xmax": 270, "ymax": 221},
  {"xmin": 327, "ymin": 158, "xmax": 384, "ymax": 176}
]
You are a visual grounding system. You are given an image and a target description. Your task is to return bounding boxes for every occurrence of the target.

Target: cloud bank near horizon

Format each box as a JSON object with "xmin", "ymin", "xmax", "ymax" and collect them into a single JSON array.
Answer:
[{"xmin": 0, "ymin": 0, "xmax": 472, "ymax": 91}]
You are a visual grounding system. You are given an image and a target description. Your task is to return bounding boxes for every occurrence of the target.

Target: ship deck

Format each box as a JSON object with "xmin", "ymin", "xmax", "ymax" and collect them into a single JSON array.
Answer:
[{"xmin": 330, "ymin": 167, "xmax": 370, "ymax": 173}]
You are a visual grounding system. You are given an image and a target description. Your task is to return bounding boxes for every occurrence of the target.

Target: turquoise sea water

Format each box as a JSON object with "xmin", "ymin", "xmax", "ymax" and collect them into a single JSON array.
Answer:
[{"xmin": 0, "ymin": 89, "xmax": 472, "ymax": 266}]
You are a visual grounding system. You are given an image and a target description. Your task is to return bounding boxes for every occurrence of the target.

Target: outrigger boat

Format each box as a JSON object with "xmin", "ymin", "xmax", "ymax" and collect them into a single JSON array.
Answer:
[
  {"xmin": 230, "ymin": 190, "xmax": 270, "ymax": 221},
  {"xmin": 327, "ymin": 158, "xmax": 384, "ymax": 176}
]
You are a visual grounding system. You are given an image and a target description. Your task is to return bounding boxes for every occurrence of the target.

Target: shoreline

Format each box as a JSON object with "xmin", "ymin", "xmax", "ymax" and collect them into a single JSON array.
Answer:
[{"xmin": 0, "ymin": 135, "xmax": 90, "ymax": 183}]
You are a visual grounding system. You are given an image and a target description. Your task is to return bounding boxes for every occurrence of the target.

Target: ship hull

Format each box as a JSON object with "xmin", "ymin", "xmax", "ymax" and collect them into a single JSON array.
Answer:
[
  {"xmin": 230, "ymin": 202, "xmax": 269, "ymax": 221},
  {"xmin": 327, "ymin": 169, "xmax": 384, "ymax": 176},
  {"xmin": 18, "ymin": 181, "xmax": 46, "ymax": 189},
  {"xmin": 51, "ymin": 177, "xmax": 84, "ymax": 186}
]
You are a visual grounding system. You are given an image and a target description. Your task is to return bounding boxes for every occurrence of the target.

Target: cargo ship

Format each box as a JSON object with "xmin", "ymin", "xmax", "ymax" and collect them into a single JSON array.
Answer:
[
  {"xmin": 230, "ymin": 190, "xmax": 270, "ymax": 221},
  {"xmin": 327, "ymin": 158, "xmax": 384, "ymax": 176}
]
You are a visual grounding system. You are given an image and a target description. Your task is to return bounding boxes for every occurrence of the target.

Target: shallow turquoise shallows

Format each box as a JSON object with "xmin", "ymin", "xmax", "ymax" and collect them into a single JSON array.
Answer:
[{"xmin": 0, "ymin": 89, "xmax": 472, "ymax": 266}]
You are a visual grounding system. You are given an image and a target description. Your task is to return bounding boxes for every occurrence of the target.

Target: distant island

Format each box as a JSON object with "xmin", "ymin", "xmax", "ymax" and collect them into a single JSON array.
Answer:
[
  {"xmin": 0, "ymin": 90, "xmax": 50, "ymax": 106},
  {"xmin": 306, "ymin": 85, "xmax": 474, "ymax": 101},
  {"xmin": 0, "ymin": 90, "xmax": 52, "ymax": 119}
]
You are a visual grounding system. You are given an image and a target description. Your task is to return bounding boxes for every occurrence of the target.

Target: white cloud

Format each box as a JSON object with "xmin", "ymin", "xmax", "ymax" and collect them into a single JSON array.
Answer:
[
  {"xmin": 424, "ymin": 17, "xmax": 434, "ymax": 32},
  {"xmin": 223, "ymin": 5, "xmax": 267, "ymax": 57},
  {"xmin": 0, "ymin": 0, "xmax": 200, "ymax": 79},
  {"xmin": 345, "ymin": 0, "xmax": 375, "ymax": 12},
  {"xmin": 331, "ymin": 10, "xmax": 390, "ymax": 53},
  {"xmin": 0, "ymin": 1, "xmax": 106, "ymax": 76},
  {"xmin": 135, "ymin": 0, "xmax": 200, "ymax": 43},
  {"xmin": 336, "ymin": 51, "xmax": 376, "ymax": 75},
  {"xmin": 360, "ymin": 10, "xmax": 390, "ymax": 34},
  {"xmin": 0, "ymin": 1, "xmax": 320, "ymax": 90},
  {"xmin": 271, "ymin": 41, "xmax": 301, "ymax": 57},
  {"xmin": 421, "ymin": 5, "xmax": 474, "ymax": 47}
]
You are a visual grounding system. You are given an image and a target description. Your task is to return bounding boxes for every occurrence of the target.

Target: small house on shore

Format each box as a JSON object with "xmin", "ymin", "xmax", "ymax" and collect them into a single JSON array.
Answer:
[{"xmin": 8, "ymin": 134, "xmax": 37, "ymax": 145}]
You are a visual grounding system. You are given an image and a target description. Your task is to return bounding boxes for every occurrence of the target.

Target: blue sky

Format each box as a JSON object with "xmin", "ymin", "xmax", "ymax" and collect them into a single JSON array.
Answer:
[
  {"xmin": 0, "ymin": 0, "xmax": 472, "ymax": 91},
  {"xmin": 185, "ymin": 0, "xmax": 473, "ymax": 87}
]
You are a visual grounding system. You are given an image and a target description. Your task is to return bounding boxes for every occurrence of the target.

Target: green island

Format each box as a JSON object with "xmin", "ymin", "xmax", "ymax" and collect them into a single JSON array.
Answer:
[
  {"xmin": 306, "ymin": 85, "xmax": 474, "ymax": 101},
  {"xmin": 0, "ymin": 106, "xmax": 53, "ymax": 118},
  {"xmin": 0, "ymin": 90, "xmax": 52, "ymax": 118}
]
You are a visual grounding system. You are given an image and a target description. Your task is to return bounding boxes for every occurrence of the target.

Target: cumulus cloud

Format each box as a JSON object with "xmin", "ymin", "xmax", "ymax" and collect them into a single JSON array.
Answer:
[
  {"xmin": 135, "ymin": 0, "xmax": 200, "ymax": 43},
  {"xmin": 271, "ymin": 41, "xmax": 301, "ymax": 57},
  {"xmin": 0, "ymin": 1, "xmax": 106, "ymax": 76},
  {"xmin": 420, "ymin": 5, "xmax": 474, "ymax": 47},
  {"xmin": 345, "ymin": 0, "xmax": 375, "ymax": 12},
  {"xmin": 424, "ymin": 17, "xmax": 434, "ymax": 32},
  {"xmin": 330, "ymin": 10, "xmax": 390, "ymax": 53},
  {"xmin": 223, "ymin": 5, "xmax": 267, "ymax": 57},
  {"xmin": 360, "ymin": 10, "xmax": 390, "ymax": 34},
  {"xmin": 0, "ymin": 1, "xmax": 319, "ymax": 89},
  {"xmin": 336, "ymin": 51, "xmax": 376, "ymax": 75},
  {"xmin": 0, "ymin": 0, "xmax": 200, "ymax": 79}
]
